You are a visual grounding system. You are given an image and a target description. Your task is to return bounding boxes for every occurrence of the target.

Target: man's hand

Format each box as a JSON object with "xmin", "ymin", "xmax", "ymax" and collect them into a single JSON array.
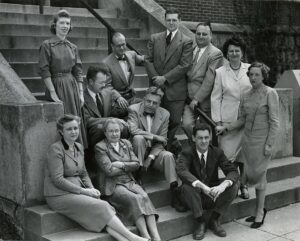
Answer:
[
  {"xmin": 209, "ymin": 182, "xmax": 228, "ymax": 201},
  {"xmin": 116, "ymin": 96, "xmax": 128, "ymax": 109},
  {"xmin": 152, "ymin": 76, "xmax": 166, "ymax": 86},
  {"xmin": 153, "ymin": 135, "xmax": 168, "ymax": 146},
  {"xmin": 142, "ymin": 156, "xmax": 154, "ymax": 172},
  {"xmin": 189, "ymin": 99, "xmax": 198, "ymax": 110},
  {"xmin": 194, "ymin": 182, "xmax": 214, "ymax": 199}
]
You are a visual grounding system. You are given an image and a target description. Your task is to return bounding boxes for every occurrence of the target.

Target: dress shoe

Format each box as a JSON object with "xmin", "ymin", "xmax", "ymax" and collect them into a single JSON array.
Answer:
[
  {"xmin": 251, "ymin": 208, "xmax": 267, "ymax": 229},
  {"xmin": 245, "ymin": 216, "xmax": 255, "ymax": 222},
  {"xmin": 193, "ymin": 221, "xmax": 206, "ymax": 240},
  {"xmin": 240, "ymin": 185, "xmax": 249, "ymax": 199},
  {"xmin": 208, "ymin": 218, "xmax": 226, "ymax": 237}
]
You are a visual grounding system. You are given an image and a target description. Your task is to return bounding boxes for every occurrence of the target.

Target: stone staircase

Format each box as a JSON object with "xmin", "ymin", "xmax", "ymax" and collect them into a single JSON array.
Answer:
[
  {"xmin": 0, "ymin": 2, "xmax": 149, "ymax": 99},
  {"xmin": 1, "ymin": 2, "xmax": 300, "ymax": 241}
]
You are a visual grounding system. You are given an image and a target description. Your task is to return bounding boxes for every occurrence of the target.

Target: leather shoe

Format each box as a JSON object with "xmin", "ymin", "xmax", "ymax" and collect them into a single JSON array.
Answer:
[
  {"xmin": 193, "ymin": 221, "xmax": 206, "ymax": 240},
  {"xmin": 208, "ymin": 218, "xmax": 226, "ymax": 237}
]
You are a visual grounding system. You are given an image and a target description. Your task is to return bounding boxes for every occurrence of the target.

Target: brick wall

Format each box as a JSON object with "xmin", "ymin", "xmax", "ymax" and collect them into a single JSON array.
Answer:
[{"xmin": 155, "ymin": 0, "xmax": 300, "ymax": 26}]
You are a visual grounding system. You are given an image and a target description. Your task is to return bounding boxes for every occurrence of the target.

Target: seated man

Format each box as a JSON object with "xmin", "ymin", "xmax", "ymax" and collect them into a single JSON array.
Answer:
[
  {"xmin": 83, "ymin": 65, "xmax": 128, "ymax": 149},
  {"xmin": 102, "ymin": 32, "xmax": 144, "ymax": 106},
  {"xmin": 176, "ymin": 122, "xmax": 239, "ymax": 240},
  {"xmin": 127, "ymin": 86, "xmax": 185, "ymax": 212}
]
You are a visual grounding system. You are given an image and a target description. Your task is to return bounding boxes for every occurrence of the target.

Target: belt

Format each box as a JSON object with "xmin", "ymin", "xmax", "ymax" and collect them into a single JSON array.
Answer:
[{"xmin": 52, "ymin": 72, "xmax": 72, "ymax": 78}]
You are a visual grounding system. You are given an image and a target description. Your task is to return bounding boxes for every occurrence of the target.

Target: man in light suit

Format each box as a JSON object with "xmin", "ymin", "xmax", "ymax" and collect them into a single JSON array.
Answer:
[
  {"xmin": 83, "ymin": 65, "xmax": 128, "ymax": 149},
  {"xmin": 102, "ymin": 32, "xmax": 144, "ymax": 110},
  {"xmin": 176, "ymin": 123, "xmax": 239, "ymax": 240},
  {"xmin": 182, "ymin": 22, "xmax": 223, "ymax": 141},
  {"xmin": 128, "ymin": 86, "xmax": 186, "ymax": 212},
  {"xmin": 146, "ymin": 7, "xmax": 193, "ymax": 152}
]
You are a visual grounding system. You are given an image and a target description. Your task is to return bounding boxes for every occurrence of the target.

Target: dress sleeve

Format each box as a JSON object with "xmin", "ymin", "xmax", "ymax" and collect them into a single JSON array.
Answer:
[
  {"xmin": 211, "ymin": 69, "xmax": 223, "ymax": 122},
  {"xmin": 39, "ymin": 41, "xmax": 52, "ymax": 79},
  {"xmin": 72, "ymin": 46, "xmax": 83, "ymax": 83},
  {"xmin": 266, "ymin": 89, "xmax": 280, "ymax": 146}
]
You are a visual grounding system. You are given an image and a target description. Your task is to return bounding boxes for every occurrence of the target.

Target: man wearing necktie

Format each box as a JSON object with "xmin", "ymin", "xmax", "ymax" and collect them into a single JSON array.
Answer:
[
  {"xmin": 128, "ymin": 87, "xmax": 186, "ymax": 212},
  {"xmin": 146, "ymin": 7, "xmax": 193, "ymax": 153},
  {"xmin": 83, "ymin": 65, "xmax": 129, "ymax": 149},
  {"xmin": 182, "ymin": 22, "xmax": 223, "ymax": 142},
  {"xmin": 176, "ymin": 123, "xmax": 239, "ymax": 240},
  {"xmin": 102, "ymin": 32, "xmax": 145, "ymax": 109}
]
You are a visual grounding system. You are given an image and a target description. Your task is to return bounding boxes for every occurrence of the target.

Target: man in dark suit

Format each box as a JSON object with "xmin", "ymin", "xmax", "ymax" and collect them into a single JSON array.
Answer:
[
  {"xmin": 182, "ymin": 22, "xmax": 223, "ymax": 141},
  {"xmin": 83, "ymin": 65, "xmax": 128, "ymax": 148},
  {"xmin": 102, "ymin": 32, "xmax": 144, "ymax": 107},
  {"xmin": 146, "ymin": 7, "xmax": 193, "ymax": 152},
  {"xmin": 128, "ymin": 86, "xmax": 185, "ymax": 212},
  {"xmin": 176, "ymin": 123, "xmax": 239, "ymax": 240}
]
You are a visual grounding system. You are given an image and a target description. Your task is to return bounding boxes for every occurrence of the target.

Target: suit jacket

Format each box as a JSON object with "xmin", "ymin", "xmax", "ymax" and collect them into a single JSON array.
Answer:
[
  {"xmin": 187, "ymin": 43, "xmax": 224, "ymax": 112},
  {"xmin": 176, "ymin": 145, "xmax": 239, "ymax": 187},
  {"xmin": 95, "ymin": 139, "xmax": 140, "ymax": 196},
  {"xmin": 83, "ymin": 87, "xmax": 117, "ymax": 147},
  {"xmin": 102, "ymin": 50, "xmax": 144, "ymax": 94},
  {"xmin": 211, "ymin": 62, "xmax": 251, "ymax": 123},
  {"xmin": 146, "ymin": 30, "xmax": 193, "ymax": 101},
  {"xmin": 127, "ymin": 102, "xmax": 169, "ymax": 158},
  {"xmin": 44, "ymin": 140, "xmax": 93, "ymax": 197}
]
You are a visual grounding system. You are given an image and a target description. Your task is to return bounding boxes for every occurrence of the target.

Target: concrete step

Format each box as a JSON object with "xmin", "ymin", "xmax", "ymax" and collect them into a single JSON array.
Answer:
[
  {"xmin": 0, "ymin": 12, "xmax": 129, "ymax": 28},
  {"xmin": 0, "ymin": 24, "xmax": 140, "ymax": 38},
  {"xmin": 0, "ymin": 3, "xmax": 118, "ymax": 17},
  {"xmin": 24, "ymin": 175, "xmax": 300, "ymax": 241},
  {"xmin": 0, "ymin": 36, "xmax": 148, "ymax": 50},
  {"xmin": 10, "ymin": 62, "xmax": 147, "ymax": 78}
]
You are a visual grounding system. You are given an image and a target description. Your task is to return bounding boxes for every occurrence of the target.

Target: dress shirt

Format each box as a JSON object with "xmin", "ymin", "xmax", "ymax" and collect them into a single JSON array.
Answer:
[
  {"xmin": 166, "ymin": 29, "xmax": 178, "ymax": 41},
  {"xmin": 87, "ymin": 87, "xmax": 97, "ymax": 103},
  {"xmin": 111, "ymin": 142, "xmax": 120, "ymax": 152},
  {"xmin": 193, "ymin": 45, "xmax": 208, "ymax": 63},
  {"xmin": 116, "ymin": 55, "xmax": 131, "ymax": 82},
  {"xmin": 146, "ymin": 114, "xmax": 155, "ymax": 159}
]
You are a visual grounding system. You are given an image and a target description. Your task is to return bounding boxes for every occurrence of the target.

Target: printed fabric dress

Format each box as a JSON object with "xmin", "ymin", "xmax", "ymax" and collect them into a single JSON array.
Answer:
[
  {"xmin": 228, "ymin": 85, "xmax": 280, "ymax": 189},
  {"xmin": 39, "ymin": 36, "xmax": 87, "ymax": 147}
]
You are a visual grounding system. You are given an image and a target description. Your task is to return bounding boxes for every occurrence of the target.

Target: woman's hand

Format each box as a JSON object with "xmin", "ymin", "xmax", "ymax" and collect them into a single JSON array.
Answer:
[
  {"xmin": 215, "ymin": 125, "xmax": 227, "ymax": 136},
  {"xmin": 81, "ymin": 188, "xmax": 101, "ymax": 198},
  {"xmin": 112, "ymin": 161, "xmax": 125, "ymax": 169},
  {"xmin": 49, "ymin": 90, "xmax": 61, "ymax": 102},
  {"xmin": 265, "ymin": 144, "xmax": 272, "ymax": 156}
]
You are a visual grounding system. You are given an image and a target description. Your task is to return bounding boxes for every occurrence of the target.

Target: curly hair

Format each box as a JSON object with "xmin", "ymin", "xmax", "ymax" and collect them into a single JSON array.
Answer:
[
  {"xmin": 222, "ymin": 36, "xmax": 246, "ymax": 59},
  {"xmin": 247, "ymin": 62, "xmax": 271, "ymax": 86},
  {"xmin": 57, "ymin": 114, "xmax": 81, "ymax": 133},
  {"xmin": 50, "ymin": 9, "xmax": 72, "ymax": 35}
]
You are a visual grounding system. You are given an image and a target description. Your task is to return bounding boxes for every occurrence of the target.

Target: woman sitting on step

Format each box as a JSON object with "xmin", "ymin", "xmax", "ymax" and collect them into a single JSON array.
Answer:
[
  {"xmin": 44, "ymin": 114, "xmax": 149, "ymax": 241},
  {"xmin": 95, "ymin": 118, "xmax": 162, "ymax": 241}
]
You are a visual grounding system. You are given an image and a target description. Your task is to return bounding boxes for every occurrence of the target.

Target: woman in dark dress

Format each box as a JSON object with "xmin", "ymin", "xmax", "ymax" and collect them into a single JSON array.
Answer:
[
  {"xmin": 45, "ymin": 114, "xmax": 149, "ymax": 241},
  {"xmin": 95, "ymin": 118, "xmax": 162, "ymax": 241},
  {"xmin": 39, "ymin": 10, "xmax": 87, "ymax": 147}
]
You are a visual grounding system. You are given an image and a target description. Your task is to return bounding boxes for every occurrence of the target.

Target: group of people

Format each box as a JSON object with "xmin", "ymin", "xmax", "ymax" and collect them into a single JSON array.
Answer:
[{"xmin": 40, "ymin": 7, "xmax": 280, "ymax": 241}]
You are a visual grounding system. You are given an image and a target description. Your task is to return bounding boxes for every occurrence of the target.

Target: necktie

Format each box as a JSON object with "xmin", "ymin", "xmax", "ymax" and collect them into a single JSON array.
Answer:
[
  {"xmin": 200, "ymin": 154, "xmax": 207, "ymax": 183},
  {"xmin": 117, "ymin": 55, "xmax": 126, "ymax": 61},
  {"xmin": 193, "ymin": 48, "xmax": 201, "ymax": 64},
  {"xmin": 143, "ymin": 111, "xmax": 154, "ymax": 117},
  {"xmin": 96, "ymin": 94, "xmax": 104, "ymax": 116},
  {"xmin": 166, "ymin": 32, "xmax": 172, "ymax": 46}
]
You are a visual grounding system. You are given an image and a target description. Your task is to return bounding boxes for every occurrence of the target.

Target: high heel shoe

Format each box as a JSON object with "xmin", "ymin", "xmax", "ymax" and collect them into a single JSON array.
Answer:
[{"xmin": 250, "ymin": 208, "xmax": 267, "ymax": 228}]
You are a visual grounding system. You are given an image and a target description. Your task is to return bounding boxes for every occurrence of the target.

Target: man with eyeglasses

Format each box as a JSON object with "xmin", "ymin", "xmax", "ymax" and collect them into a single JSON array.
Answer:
[
  {"xmin": 182, "ymin": 22, "xmax": 223, "ymax": 142},
  {"xmin": 83, "ymin": 64, "xmax": 129, "ymax": 149},
  {"xmin": 102, "ymin": 32, "xmax": 145, "ymax": 110}
]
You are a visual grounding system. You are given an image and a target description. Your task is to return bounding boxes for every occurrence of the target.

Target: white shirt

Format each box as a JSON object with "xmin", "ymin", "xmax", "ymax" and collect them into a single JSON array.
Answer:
[
  {"xmin": 166, "ymin": 29, "xmax": 178, "ymax": 41},
  {"xmin": 193, "ymin": 45, "xmax": 208, "ymax": 63},
  {"xmin": 87, "ymin": 87, "xmax": 97, "ymax": 103},
  {"xmin": 111, "ymin": 142, "xmax": 120, "ymax": 152},
  {"xmin": 116, "ymin": 55, "xmax": 131, "ymax": 82}
]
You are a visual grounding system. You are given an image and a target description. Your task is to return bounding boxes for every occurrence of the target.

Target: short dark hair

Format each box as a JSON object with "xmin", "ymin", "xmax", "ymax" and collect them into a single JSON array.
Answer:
[
  {"xmin": 111, "ymin": 32, "xmax": 125, "ymax": 45},
  {"xmin": 50, "ymin": 9, "xmax": 72, "ymax": 35},
  {"xmin": 86, "ymin": 64, "xmax": 109, "ymax": 83},
  {"xmin": 247, "ymin": 61, "xmax": 271, "ymax": 86},
  {"xmin": 165, "ymin": 7, "xmax": 181, "ymax": 19},
  {"xmin": 57, "ymin": 114, "xmax": 80, "ymax": 132},
  {"xmin": 222, "ymin": 36, "xmax": 246, "ymax": 59},
  {"xmin": 193, "ymin": 122, "xmax": 212, "ymax": 136},
  {"xmin": 145, "ymin": 86, "xmax": 164, "ymax": 99},
  {"xmin": 196, "ymin": 21, "xmax": 212, "ymax": 33}
]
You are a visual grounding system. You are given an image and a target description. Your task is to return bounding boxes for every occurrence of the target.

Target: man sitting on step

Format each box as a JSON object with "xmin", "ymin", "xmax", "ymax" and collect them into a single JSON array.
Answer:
[
  {"xmin": 176, "ymin": 122, "xmax": 239, "ymax": 240},
  {"xmin": 83, "ymin": 65, "xmax": 129, "ymax": 151},
  {"xmin": 127, "ymin": 86, "xmax": 186, "ymax": 212},
  {"xmin": 102, "ymin": 32, "xmax": 145, "ymax": 114}
]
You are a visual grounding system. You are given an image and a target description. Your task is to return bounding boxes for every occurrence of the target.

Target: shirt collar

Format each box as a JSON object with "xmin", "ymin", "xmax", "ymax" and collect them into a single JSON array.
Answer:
[
  {"xmin": 167, "ymin": 29, "xmax": 178, "ymax": 41},
  {"xmin": 195, "ymin": 45, "xmax": 208, "ymax": 54},
  {"xmin": 87, "ymin": 87, "xmax": 97, "ymax": 103}
]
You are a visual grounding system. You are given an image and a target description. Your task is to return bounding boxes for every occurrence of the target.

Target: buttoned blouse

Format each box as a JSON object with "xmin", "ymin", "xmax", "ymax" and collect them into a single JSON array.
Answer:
[{"xmin": 39, "ymin": 36, "xmax": 83, "ymax": 82}]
